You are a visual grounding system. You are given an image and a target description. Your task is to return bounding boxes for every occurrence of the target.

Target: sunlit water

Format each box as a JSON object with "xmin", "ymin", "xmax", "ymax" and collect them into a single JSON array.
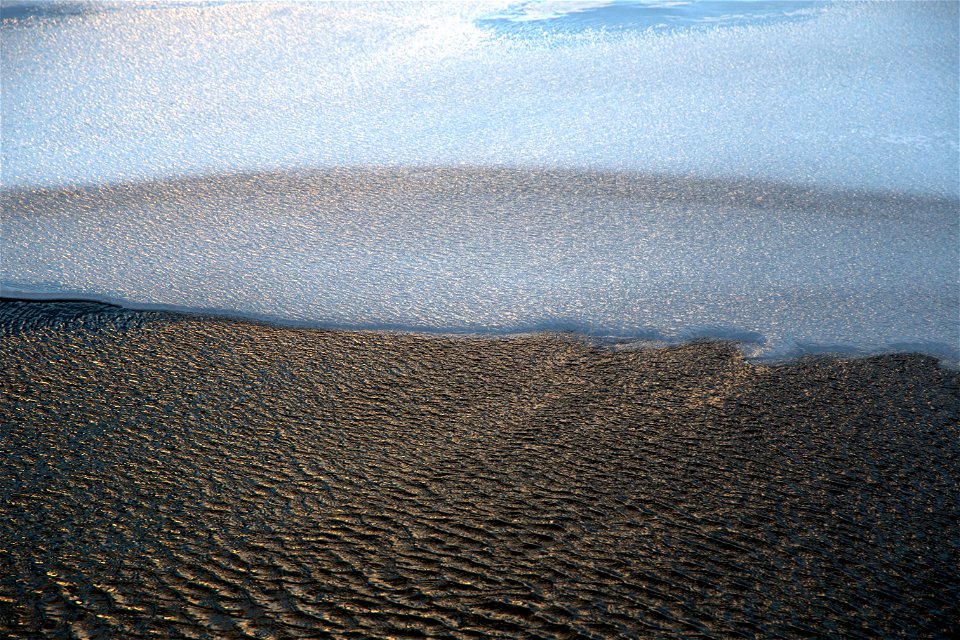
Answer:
[{"xmin": 2, "ymin": 0, "xmax": 958, "ymax": 362}]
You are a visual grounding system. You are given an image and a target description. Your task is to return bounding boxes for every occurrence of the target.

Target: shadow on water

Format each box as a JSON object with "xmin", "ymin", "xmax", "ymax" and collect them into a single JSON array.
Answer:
[{"xmin": 4, "ymin": 166, "xmax": 957, "ymax": 215}]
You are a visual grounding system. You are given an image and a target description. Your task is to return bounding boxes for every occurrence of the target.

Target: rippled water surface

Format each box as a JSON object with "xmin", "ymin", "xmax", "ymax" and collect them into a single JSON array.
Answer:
[
  {"xmin": 1, "ymin": 301, "xmax": 958, "ymax": 638},
  {"xmin": 3, "ymin": 1, "xmax": 956, "ymax": 193},
  {"xmin": 2, "ymin": 4, "xmax": 959, "ymax": 635},
  {"xmin": 2, "ymin": 0, "xmax": 957, "ymax": 360},
  {"xmin": 3, "ymin": 169, "xmax": 958, "ymax": 363}
]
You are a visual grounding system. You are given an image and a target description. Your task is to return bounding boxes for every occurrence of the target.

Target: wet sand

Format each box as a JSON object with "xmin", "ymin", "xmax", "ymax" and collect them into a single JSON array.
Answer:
[{"xmin": 1, "ymin": 299, "xmax": 958, "ymax": 638}]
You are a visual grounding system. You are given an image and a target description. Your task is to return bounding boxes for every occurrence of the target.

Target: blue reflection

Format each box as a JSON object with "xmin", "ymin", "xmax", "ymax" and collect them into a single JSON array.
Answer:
[{"xmin": 477, "ymin": 1, "xmax": 828, "ymax": 38}]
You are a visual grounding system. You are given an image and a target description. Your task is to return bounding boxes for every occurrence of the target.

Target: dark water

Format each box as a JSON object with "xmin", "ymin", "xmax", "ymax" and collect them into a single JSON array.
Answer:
[{"xmin": 1, "ymin": 300, "xmax": 958, "ymax": 638}]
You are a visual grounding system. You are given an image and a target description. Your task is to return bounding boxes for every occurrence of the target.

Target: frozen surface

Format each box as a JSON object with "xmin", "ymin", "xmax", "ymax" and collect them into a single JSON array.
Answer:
[
  {"xmin": 1, "ymin": 1, "xmax": 958, "ymax": 362},
  {"xmin": 477, "ymin": 0, "xmax": 829, "ymax": 36}
]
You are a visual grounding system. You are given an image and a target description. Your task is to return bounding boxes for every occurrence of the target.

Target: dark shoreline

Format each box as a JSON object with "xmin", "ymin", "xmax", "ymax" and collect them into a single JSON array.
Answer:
[
  {"xmin": 1, "ymin": 299, "xmax": 958, "ymax": 638},
  {"xmin": 2, "ymin": 294, "xmax": 956, "ymax": 368}
]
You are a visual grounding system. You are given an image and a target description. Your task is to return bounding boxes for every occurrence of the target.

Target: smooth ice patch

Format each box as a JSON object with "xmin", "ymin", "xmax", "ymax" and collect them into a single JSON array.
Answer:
[{"xmin": 477, "ymin": 0, "xmax": 829, "ymax": 36}]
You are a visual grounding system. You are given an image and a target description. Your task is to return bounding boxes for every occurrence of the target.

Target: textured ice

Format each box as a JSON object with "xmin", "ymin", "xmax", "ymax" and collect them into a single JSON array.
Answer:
[{"xmin": 1, "ymin": 1, "xmax": 958, "ymax": 362}]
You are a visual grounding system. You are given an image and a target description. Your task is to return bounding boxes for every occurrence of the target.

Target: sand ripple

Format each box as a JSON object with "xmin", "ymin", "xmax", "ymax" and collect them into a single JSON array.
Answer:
[{"xmin": 1, "ymin": 300, "xmax": 958, "ymax": 638}]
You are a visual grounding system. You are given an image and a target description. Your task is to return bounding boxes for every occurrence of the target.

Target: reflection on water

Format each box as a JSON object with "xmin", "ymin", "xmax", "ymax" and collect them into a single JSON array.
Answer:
[
  {"xmin": 2, "ymin": 1, "xmax": 958, "ymax": 362},
  {"xmin": 477, "ymin": 0, "xmax": 828, "ymax": 36},
  {"xmin": 4, "ymin": 169, "xmax": 958, "ymax": 364},
  {"xmin": 2, "ymin": 1, "xmax": 956, "ymax": 195}
]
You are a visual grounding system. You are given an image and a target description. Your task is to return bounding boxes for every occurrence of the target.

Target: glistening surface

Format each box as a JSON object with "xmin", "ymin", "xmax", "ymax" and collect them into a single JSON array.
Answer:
[
  {"xmin": 2, "ymin": 1, "xmax": 958, "ymax": 362},
  {"xmin": 3, "ymin": 1, "xmax": 956, "ymax": 194},
  {"xmin": 3, "ymin": 170, "xmax": 957, "ymax": 363}
]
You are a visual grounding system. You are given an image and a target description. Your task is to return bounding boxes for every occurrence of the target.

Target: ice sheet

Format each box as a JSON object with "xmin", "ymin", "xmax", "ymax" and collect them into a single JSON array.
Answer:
[{"xmin": 3, "ymin": 169, "xmax": 957, "ymax": 362}]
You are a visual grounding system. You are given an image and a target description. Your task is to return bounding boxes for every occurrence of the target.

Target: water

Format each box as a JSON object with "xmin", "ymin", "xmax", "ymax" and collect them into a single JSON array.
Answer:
[
  {"xmin": 2, "ymin": 300, "xmax": 958, "ymax": 638},
  {"xmin": 477, "ymin": 0, "xmax": 829, "ymax": 36},
  {"xmin": 3, "ymin": 0, "xmax": 956, "ymax": 194},
  {"xmin": 2, "ymin": 0, "xmax": 958, "ymax": 362}
]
